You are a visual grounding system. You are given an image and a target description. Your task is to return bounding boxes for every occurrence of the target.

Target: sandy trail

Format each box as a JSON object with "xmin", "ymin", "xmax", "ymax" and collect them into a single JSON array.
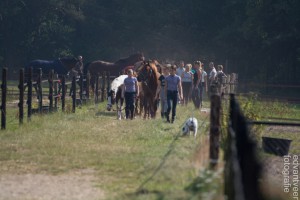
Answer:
[{"xmin": 0, "ymin": 170, "xmax": 105, "ymax": 200}]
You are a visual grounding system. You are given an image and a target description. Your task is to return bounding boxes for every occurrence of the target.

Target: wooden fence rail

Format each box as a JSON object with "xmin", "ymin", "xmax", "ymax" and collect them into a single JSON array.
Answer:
[
  {"xmin": 0, "ymin": 67, "xmax": 116, "ymax": 129},
  {"xmin": 0, "ymin": 68, "xmax": 82, "ymax": 129}
]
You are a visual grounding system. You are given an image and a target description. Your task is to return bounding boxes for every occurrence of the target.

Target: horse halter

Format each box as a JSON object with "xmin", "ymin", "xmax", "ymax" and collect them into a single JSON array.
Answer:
[{"xmin": 137, "ymin": 61, "xmax": 153, "ymax": 84}]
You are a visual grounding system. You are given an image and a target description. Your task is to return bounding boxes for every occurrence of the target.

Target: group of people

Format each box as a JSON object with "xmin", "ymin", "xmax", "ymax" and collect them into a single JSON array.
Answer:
[
  {"xmin": 74, "ymin": 56, "xmax": 226, "ymax": 123},
  {"xmin": 154, "ymin": 60, "xmax": 227, "ymax": 123}
]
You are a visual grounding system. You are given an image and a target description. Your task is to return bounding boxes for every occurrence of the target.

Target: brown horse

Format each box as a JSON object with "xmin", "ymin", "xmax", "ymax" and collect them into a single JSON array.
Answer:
[
  {"xmin": 84, "ymin": 53, "xmax": 144, "ymax": 76},
  {"xmin": 137, "ymin": 60, "xmax": 160, "ymax": 119},
  {"xmin": 83, "ymin": 53, "xmax": 144, "ymax": 92}
]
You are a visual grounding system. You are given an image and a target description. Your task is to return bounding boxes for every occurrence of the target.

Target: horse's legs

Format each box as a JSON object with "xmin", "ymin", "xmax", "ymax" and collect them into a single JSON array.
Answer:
[
  {"xmin": 33, "ymin": 83, "xmax": 39, "ymax": 99},
  {"xmin": 120, "ymin": 97, "xmax": 124, "ymax": 119},
  {"xmin": 69, "ymin": 84, "xmax": 73, "ymax": 96},
  {"xmin": 134, "ymin": 97, "xmax": 139, "ymax": 116},
  {"xmin": 90, "ymin": 77, "xmax": 95, "ymax": 97},
  {"xmin": 143, "ymin": 97, "xmax": 147, "ymax": 119},
  {"xmin": 149, "ymin": 99, "xmax": 155, "ymax": 119},
  {"xmin": 139, "ymin": 96, "xmax": 143, "ymax": 116}
]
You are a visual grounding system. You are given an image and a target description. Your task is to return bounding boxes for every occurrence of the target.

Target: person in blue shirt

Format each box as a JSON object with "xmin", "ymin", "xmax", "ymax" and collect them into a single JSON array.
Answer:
[
  {"xmin": 122, "ymin": 69, "xmax": 139, "ymax": 119},
  {"xmin": 164, "ymin": 65, "xmax": 183, "ymax": 123}
]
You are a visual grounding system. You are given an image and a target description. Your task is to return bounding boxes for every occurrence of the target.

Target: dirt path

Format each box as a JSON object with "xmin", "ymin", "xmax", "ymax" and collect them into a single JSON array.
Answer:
[{"xmin": 0, "ymin": 169, "xmax": 105, "ymax": 200}]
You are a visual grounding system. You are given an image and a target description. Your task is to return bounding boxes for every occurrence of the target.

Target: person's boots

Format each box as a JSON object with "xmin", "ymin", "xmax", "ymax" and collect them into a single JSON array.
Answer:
[
  {"xmin": 161, "ymin": 112, "xmax": 164, "ymax": 118},
  {"xmin": 130, "ymin": 110, "xmax": 134, "ymax": 120},
  {"xmin": 171, "ymin": 116, "xmax": 175, "ymax": 123},
  {"xmin": 166, "ymin": 115, "xmax": 170, "ymax": 123},
  {"xmin": 125, "ymin": 110, "xmax": 129, "ymax": 119}
]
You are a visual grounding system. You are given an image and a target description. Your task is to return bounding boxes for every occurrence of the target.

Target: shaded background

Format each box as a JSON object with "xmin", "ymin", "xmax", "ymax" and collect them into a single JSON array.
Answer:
[{"xmin": 0, "ymin": 0, "xmax": 300, "ymax": 97}]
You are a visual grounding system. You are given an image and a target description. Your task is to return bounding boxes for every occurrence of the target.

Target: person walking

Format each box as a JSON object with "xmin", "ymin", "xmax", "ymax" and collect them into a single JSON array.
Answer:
[
  {"xmin": 122, "ymin": 69, "xmax": 139, "ymax": 120},
  {"xmin": 191, "ymin": 61, "xmax": 202, "ymax": 109},
  {"xmin": 216, "ymin": 65, "xmax": 227, "ymax": 96},
  {"xmin": 176, "ymin": 60, "xmax": 185, "ymax": 105},
  {"xmin": 155, "ymin": 66, "xmax": 170, "ymax": 118},
  {"xmin": 181, "ymin": 64, "xmax": 193, "ymax": 106},
  {"xmin": 200, "ymin": 64, "xmax": 208, "ymax": 107},
  {"xmin": 207, "ymin": 61, "xmax": 217, "ymax": 97},
  {"xmin": 176, "ymin": 60, "xmax": 185, "ymax": 77},
  {"xmin": 69, "ymin": 55, "xmax": 83, "ymax": 96},
  {"xmin": 216, "ymin": 64, "xmax": 227, "ymax": 82},
  {"xmin": 208, "ymin": 61, "xmax": 217, "ymax": 86},
  {"xmin": 165, "ymin": 65, "xmax": 183, "ymax": 123}
]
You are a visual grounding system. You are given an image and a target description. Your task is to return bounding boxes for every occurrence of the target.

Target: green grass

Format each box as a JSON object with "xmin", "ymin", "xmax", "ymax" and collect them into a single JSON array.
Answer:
[
  {"xmin": 0, "ymin": 100, "xmax": 222, "ymax": 199},
  {"xmin": 236, "ymin": 95, "xmax": 300, "ymax": 155},
  {"xmin": 1, "ymin": 93, "xmax": 298, "ymax": 199}
]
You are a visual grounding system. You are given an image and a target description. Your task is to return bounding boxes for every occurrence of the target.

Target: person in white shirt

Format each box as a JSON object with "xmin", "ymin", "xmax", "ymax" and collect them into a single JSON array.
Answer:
[
  {"xmin": 200, "ymin": 64, "xmax": 208, "ymax": 107},
  {"xmin": 181, "ymin": 64, "xmax": 193, "ymax": 106},
  {"xmin": 208, "ymin": 61, "xmax": 217, "ymax": 86},
  {"xmin": 176, "ymin": 60, "xmax": 185, "ymax": 104},
  {"xmin": 176, "ymin": 60, "xmax": 185, "ymax": 77},
  {"xmin": 216, "ymin": 65, "xmax": 227, "ymax": 82}
]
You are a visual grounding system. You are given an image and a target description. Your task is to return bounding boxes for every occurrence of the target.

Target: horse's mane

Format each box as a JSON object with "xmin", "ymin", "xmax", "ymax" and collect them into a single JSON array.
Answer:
[{"xmin": 148, "ymin": 61, "xmax": 159, "ymax": 81}]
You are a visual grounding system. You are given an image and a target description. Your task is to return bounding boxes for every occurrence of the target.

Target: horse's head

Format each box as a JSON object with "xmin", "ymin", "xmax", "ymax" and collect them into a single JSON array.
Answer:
[
  {"xmin": 115, "ymin": 53, "xmax": 145, "ymax": 67},
  {"xmin": 60, "ymin": 56, "xmax": 80, "ymax": 71},
  {"xmin": 107, "ymin": 90, "xmax": 116, "ymax": 111},
  {"xmin": 137, "ymin": 60, "xmax": 157, "ymax": 82},
  {"xmin": 132, "ymin": 52, "xmax": 145, "ymax": 62}
]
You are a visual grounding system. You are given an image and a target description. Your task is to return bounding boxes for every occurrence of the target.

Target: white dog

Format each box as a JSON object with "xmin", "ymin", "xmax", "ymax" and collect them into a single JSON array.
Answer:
[{"xmin": 182, "ymin": 117, "xmax": 198, "ymax": 138}]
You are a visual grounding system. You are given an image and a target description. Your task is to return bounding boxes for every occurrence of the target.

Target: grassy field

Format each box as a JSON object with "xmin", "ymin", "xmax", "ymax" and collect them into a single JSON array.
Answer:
[
  {"xmin": 236, "ymin": 95, "xmax": 300, "ymax": 154},
  {"xmin": 0, "ymin": 100, "xmax": 224, "ymax": 199},
  {"xmin": 1, "ymin": 93, "xmax": 299, "ymax": 200}
]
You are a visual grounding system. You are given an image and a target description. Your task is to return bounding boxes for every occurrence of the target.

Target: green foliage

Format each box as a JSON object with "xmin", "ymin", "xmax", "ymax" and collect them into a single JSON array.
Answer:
[
  {"xmin": 185, "ymin": 168, "xmax": 223, "ymax": 199},
  {"xmin": 0, "ymin": 0, "xmax": 300, "ymax": 85},
  {"xmin": 239, "ymin": 93, "xmax": 262, "ymax": 121}
]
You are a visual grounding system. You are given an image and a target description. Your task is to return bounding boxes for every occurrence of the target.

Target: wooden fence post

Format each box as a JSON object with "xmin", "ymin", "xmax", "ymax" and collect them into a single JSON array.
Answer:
[
  {"xmin": 61, "ymin": 76, "xmax": 66, "ymax": 112},
  {"xmin": 27, "ymin": 67, "xmax": 32, "ymax": 120},
  {"xmin": 224, "ymin": 94, "xmax": 263, "ymax": 200},
  {"xmin": 18, "ymin": 68, "xmax": 24, "ymax": 125},
  {"xmin": 37, "ymin": 68, "xmax": 43, "ymax": 113},
  {"xmin": 86, "ymin": 72, "xmax": 90, "ymax": 99},
  {"xmin": 106, "ymin": 72, "xmax": 111, "ymax": 98},
  {"xmin": 54, "ymin": 74, "xmax": 58, "ymax": 110},
  {"xmin": 101, "ymin": 72, "xmax": 106, "ymax": 102},
  {"xmin": 72, "ymin": 76, "xmax": 76, "ymax": 113},
  {"xmin": 48, "ymin": 70, "xmax": 54, "ymax": 112},
  {"xmin": 95, "ymin": 74, "xmax": 99, "ymax": 104},
  {"xmin": 79, "ymin": 72, "xmax": 83, "ymax": 101},
  {"xmin": 209, "ymin": 82, "xmax": 221, "ymax": 168},
  {"xmin": 1, "ymin": 68, "xmax": 7, "ymax": 129}
]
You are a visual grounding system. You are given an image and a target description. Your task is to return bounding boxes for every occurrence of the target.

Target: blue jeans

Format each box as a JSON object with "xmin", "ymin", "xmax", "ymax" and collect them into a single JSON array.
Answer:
[
  {"xmin": 200, "ymin": 82, "xmax": 206, "ymax": 106},
  {"xmin": 160, "ymin": 87, "xmax": 167, "ymax": 114},
  {"xmin": 125, "ymin": 92, "xmax": 136, "ymax": 119},
  {"xmin": 192, "ymin": 87, "xmax": 201, "ymax": 108},
  {"xmin": 167, "ymin": 90, "xmax": 178, "ymax": 119}
]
